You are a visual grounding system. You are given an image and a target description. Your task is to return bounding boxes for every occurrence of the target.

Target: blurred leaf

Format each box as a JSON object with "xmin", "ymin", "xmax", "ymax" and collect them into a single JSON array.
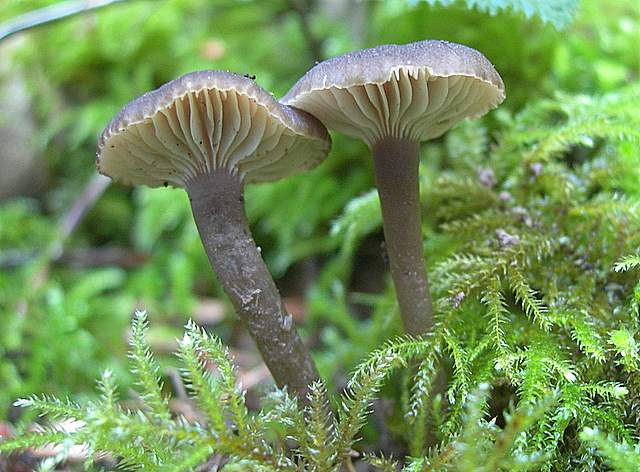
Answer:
[{"xmin": 407, "ymin": 0, "xmax": 579, "ymax": 27}]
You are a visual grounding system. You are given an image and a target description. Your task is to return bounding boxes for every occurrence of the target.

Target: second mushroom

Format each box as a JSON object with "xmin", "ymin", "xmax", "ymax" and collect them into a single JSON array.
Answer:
[
  {"xmin": 283, "ymin": 40, "xmax": 505, "ymax": 336},
  {"xmin": 97, "ymin": 71, "xmax": 331, "ymax": 399}
]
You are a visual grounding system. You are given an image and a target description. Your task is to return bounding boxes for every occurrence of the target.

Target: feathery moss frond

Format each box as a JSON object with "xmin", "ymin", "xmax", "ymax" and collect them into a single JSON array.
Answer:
[
  {"xmin": 96, "ymin": 369, "xmax": 119, "ymax": 412},
  {"xmin": 176, "ymin": 330, "xmax": 226, "ymax": 433},
  {"xmin": 362, "ymin": 451, "xmax": 399, "ymax": 472},
  {"xmin": 184, "ymin": 320, "xmax": 248, "ymax": 435},
  {"xmin": 301, "ymin": 381, "xmax": 337, "ymax": 471},
  {"xmin": 481, "ymin": 275, "xmax": 510, "ymax": 353},
  {"xmin": 580, "ymin": 427, "xmax": 640, "ymax": 472},
  {"xmin": 567, "ymin": 314, "xmax": 607, "ymax": 363},
  {"xmin": 508, "ymin": 268, "xmax": 551, "ymax": 330},
  {"xmin": 13, "ymin": 395, "xmax": 83, "ymax": 421},
  {"xmin": 336, "ymin": 337, "xmax": 429, "ymax": 457},
  {"xmin": 614, "ymin": 254, "xmax": 640, "ymax": 273},
  {"xmin": 0, "ymin": 430, "xmax": 68, "ymax": 453},
  {"xmin": 158, "ymin": 443, "xmax": 214, "ymax": 472},
  {"xmin": 129, "ymin": 310, "xmax": 171, "ymax": 424},
  {"xmin": 609, "ymin": 328, "xmax": 640, "ymax": 371},
  {"xmin": 444, "ymin": 331, "xmax": 471, "ymax": 404}
]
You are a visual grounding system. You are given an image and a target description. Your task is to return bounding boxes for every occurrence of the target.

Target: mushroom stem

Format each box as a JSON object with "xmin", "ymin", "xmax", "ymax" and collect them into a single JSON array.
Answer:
[
  {"xmin": 187, "ymin": 171, "xmax": 320, "ymax": 400},
  {"xmin": 371, "ymin": 137, "xmax": 434, "ymax": 336}
]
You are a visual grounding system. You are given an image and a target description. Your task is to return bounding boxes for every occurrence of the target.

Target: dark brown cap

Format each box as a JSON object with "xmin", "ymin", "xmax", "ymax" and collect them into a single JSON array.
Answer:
[
  {"xmin": 97, "ymin": 70, "xmax": 331, "ymax": 187},
  {"xmin": 282, "ymin": 40, "xmax": 505, "ymax": 146}
]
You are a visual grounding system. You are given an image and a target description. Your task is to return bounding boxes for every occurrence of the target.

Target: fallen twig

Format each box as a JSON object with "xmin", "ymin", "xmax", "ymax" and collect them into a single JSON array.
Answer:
[
  {"xmin": 0, "ymin": 0, "xmax": 133, "ymax": 42},
  {"xmin": 15, "ymin": 174, "xmax": 111, "ymax": 317},
  {"xmin": 53, "ymin": 174, "xmax": 111, "ymax": 257}
]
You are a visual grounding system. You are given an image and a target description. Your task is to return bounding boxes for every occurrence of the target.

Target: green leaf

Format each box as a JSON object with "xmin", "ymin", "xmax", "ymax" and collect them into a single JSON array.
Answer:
[{"xmin": 407, "ymin": 0, "xmax": 579, "ymax": 28}]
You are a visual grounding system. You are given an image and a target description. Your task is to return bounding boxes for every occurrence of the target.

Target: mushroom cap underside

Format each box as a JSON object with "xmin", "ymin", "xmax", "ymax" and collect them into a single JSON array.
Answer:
[
  {"xmin": 282, "ymin": 40, "xmax": 505, "ymax": 146},
  {"xmin": 97, "ymin": 70, "xmax": 331, "ymax": 188}
]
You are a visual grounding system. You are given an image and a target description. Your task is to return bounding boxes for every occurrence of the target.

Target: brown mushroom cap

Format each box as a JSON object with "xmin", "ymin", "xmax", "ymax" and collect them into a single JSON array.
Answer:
[
  {"xmin": 97, "ymin": 70, "xmax": 331, "ymax": 188},
  {"xmin": 282, "ymin": 40, "xmax": 505, "ymax": 147}
]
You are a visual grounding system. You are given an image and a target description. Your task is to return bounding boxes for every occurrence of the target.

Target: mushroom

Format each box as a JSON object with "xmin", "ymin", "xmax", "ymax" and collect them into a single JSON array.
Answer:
[
  {"xmin": 283, "ymin": 40, "xmax": 505, "ymax": 335},
  {"xmin": 97, "ymin": 70, "xmax": 331, "ymax": 398}
]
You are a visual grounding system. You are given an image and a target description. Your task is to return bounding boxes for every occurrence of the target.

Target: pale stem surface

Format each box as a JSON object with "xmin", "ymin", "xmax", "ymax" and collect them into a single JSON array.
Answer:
[
  {"xmin": 187, "ymin": 171, "xmax": 320, "ymax": 399},
  {"xmin": 372, "ymin": 137, "xmax": 434, "ymax": 336}
]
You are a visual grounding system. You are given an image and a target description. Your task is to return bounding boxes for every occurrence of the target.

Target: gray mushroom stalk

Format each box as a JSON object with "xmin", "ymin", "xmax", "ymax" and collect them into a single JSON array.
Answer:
[
  {"xmin": 283, "ymin": 40, "xmax": 505, "ymax": 336},
  {"xmin": 97, "ymin": 70, "xmax": 331, "ymax": 399}
]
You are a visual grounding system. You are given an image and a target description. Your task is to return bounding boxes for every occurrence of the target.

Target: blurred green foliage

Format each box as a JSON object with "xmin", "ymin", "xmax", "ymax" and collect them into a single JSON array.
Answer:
[
  {"xmin": 0, "ymin": 0, "xmax": 639, "ymax": 469},
  {"xmin": 410, "ymin": 0, "xmax": 580, "ymax": 28}
]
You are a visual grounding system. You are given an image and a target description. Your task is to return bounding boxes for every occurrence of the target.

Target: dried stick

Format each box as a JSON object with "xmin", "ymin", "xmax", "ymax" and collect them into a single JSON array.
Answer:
[{"xmin": 0, "ymin": 0, "xmax": 131, "ymax": 42}]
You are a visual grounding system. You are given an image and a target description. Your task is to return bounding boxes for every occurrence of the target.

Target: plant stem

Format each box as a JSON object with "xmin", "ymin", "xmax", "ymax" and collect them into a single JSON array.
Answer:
[
  {"xmin": 372, "ymin": 137, "xmax": 434, "ymax": 336},
  {"xmin": 287, "ymin": 0, "xmax": 324, "ymax": 63},
  {"xmin": 187, "ymin": 171, "xmax": 320, "ymax": 399},
  {"xmin": 0, "ymin": 0, "xmax": 131, "ymax": 42}
]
